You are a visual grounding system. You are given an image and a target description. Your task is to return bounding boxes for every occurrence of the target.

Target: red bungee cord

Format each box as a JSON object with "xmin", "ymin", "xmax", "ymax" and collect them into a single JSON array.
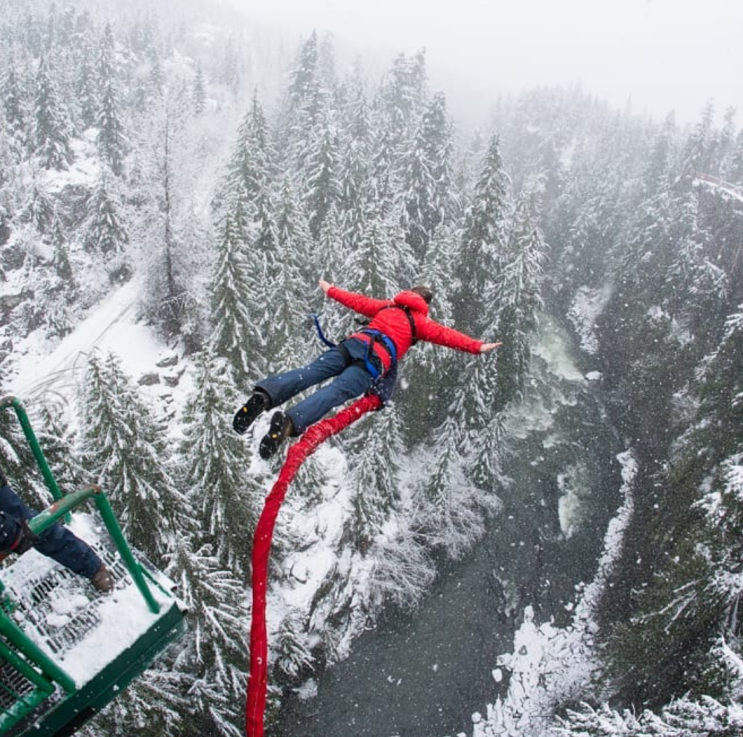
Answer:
[{"xmin": 245, "ymin": 393, "xmax": 382, "ymax": 737}]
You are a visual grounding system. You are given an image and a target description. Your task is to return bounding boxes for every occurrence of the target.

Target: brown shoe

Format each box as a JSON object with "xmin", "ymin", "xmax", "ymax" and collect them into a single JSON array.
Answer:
[{"xmin": 90, "ymin": 565, "xmax": 115, "ymax": 593}]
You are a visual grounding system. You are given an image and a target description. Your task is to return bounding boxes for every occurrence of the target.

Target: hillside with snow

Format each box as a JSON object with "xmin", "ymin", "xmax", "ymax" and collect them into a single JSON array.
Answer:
[{"xmin": 1, "ymin": 2, "xmax": 743, "ymax": 737}]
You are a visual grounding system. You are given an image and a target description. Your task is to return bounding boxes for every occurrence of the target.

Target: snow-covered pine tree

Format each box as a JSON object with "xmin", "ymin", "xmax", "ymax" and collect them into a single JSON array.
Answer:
[
  {"xmin": 216, "ymin": 91, "xmax": 275, "ymax": 216},
  {"xmin": 50, "ymin": 211, "xmax": 74, "ymax": 284},
  {"xmin": 2, "ymin": 59, "xmax": 28, "ymax": 148},
  {"xmin": 338, "ymin": 85, "xmax": 371, "ymax": 254},
  {"xmin": 274, "ymin": 607, "xmax": 314, "ymax": 684},
  {"xmin": 412, "ymin": 412, "xmax": 494, "ymax": 559},
  {"xmin": 208, "ymin": 195, "xmax": 259, "ymax": 384},
  {"xmin": 33, "ymin": 402, "xmax": 85, "ymax": 493},
  {"xmin": 494, "ymin": 175, "xmax": 548, "ymax": 408},
  {"xmin": 163, "ymin": 535, "xmax": 249, "ymax": 737},
  {"xmin": 138, "ymin": 91, "xmax": 201, "ymax": 342},
  {"xmin": 96, "ymin": 74, "xmax": 127, "ymax": 177},
  {"xmin": 377, "ymin": 49, "xmax": 428, "ymax": 154},
  {"xmin": 400, "ymin": 92, "xmax": 456, "ymax": 263},
  {"xmin": 555, "ymin": 697, "xmax": 743, "ymax": 737},
  {"xmin": 368, "ymin": 124, "xmax": 399, "ymax": 218},
  {"xmin": 267, "ymin": 177, "xmax": 314, "ymax": 372},
  {"xmin": 346, "ymin": 403, "xmax": 405, "ymax": 553},
  {"xmin": 179, "ymin": 348, "xmax": 261, "ymax": 573},
  {"xmin": 302, "ymin": 102, "xmax": 341, "ymax": 242},
  {"xmin": 454, "ymin": 133, "xmax": 510, "ymax": 336},
  {"xmin": 341, "ymin": 212, "xmax": 413, "ymax": 298},
  {"xmin": 33, "ymin": 54, "xmax": 73, "ymax": 170},
  {"xmin": 678, "ymin": 99, "xmax": 717, "ymax": 183},
  {"xmin": 83, "ymin": 167, "xmax": 129, "ymax": 258},
  {"xmin": 77, "ymin": 351, "xmax": 187, "ymax": 564},
  {"xmin": 75, "ymin": 36, "xmax": 98, "ymax": 129},
  {"xmin": 192, "ymin": 63, "xmax": 206, "ymax": 116},
  {"xmin": 20, "ymin": 179, "xmax": 55, "ymax": 236}
]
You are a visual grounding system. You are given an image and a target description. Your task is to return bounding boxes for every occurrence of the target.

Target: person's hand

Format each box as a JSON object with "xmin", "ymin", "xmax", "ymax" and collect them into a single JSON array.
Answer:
[
  {"xmin": 319, "ymin": 279, "xmax": 332, "ymax": 294},
  {"xmin": 480, "ymin": 342, "xmax": 502, "ymax": 353}
]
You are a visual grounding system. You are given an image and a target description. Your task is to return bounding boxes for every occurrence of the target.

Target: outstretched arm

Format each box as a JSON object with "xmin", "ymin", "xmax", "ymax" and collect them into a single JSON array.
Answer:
[
  {"xmin": 318, "ymin": 280, "xmax": 390, "ymax": 318},
  {"xmin": 417, "ymin": 318, "xmax": 502, "ymax": 355}
]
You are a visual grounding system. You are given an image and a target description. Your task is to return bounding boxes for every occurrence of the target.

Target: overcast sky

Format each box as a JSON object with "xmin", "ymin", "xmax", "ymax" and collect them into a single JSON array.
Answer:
[{"xmin": 242, "ymin": 0, "xmax": 743, "ymax": 126}]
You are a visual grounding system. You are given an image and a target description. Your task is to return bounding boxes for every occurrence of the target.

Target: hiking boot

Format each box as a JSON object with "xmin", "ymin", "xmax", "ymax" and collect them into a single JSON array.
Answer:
[
  {"xmin": 259, "ymin": 412, "xmax": 294, "ymax": 460},
  {"xmin": 90, "ymin": 565, "xmax": 115, "ymax": 593},
  {"xmin": 233, "ymin": 391, "xmax": 270, "ymax": 435}
]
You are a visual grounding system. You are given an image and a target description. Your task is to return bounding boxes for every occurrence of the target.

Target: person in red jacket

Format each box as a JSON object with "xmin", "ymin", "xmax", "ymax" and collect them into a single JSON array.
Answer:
[{"xmin": 233, "ymin": 280, "xmax": 501, "ymax": 459}]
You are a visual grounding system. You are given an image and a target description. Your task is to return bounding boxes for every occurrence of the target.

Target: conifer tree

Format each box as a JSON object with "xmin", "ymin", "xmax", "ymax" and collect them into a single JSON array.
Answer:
[
  {"xmin": 288, "ymin": 31, "xmax": 319, "ymax": 110},
  {"xmin": 33, "ymin": 55, "xmax": 73, "ymax": 170},
  {"xmin": 341, "ymin": 215, "xmax": 412, "ymax": 298},
  {"xmin": 267, "ymin": 178, "xmax": 314, "ymax": 370},
  {"xmin": 96, "ymin": 77, "xmax": 127, "ymax": 176},
  {"xmin": 494, "ymin": 176, "xmax": 548, "ymax": 407},
  {"xmin": 50, "ymin": 211, "xmax": 74, "ymax": 284},
  {"xmin": 192, "ymin": 64, "xmax": 206, "ymax": 116},
  {"xmin": 164, "ymin": 535, "xmax": 249, "ymax": 737},
  {"xmin": 2, "ymin": 60, "xmax": 28, "ymax": 147},
  {"xmin": 454, "ymin": 133, "xmax": 510, "ymax": 335},
  {"xmin": 77, "ymin": 352, "xmax": 187, "ymax": 564},
  {"xmin": 679, "ymin": 100, "xmax": 717, "ymax": 181},
  {"xmin": 76, "ymin": 42, "xmax": 98, "ymax": 128},
  {"xmin": 84, "ymin": 168, "xmax": 129, "ymax": 256},
  {"xmin": 217, "ymin": 91, "xmax": 274, "ymax": 214},
  {"xmin": 368, "ymin": 125, "xmax": 399, "ymax": 218},
  {"xmin": 378, "ymin": 49, "xmax": 428, "ymax": 152},
  {"xmin": 303, "ymin": 104, "xmax": 341, "ymax": 241},
  {"xmin": 347, "ymin": 404, "xmax": 405, "ymax": 553},
  {"xmin": 140, "ymin": 93, "xmax": 194, "ymax": 341},
  {"xmin": 20, "ymin": 180, "xmax": 55, "ymax": 236},
  {"xmin": 400, "ymin": 92, "xmax": 456, "ymax": 262},
  {"xmin": 208, "ymin": 197, "xmax": 257, "ymax": 383},
  {"xmin": 413, "ymin": 412, "xmax": 495, "ymax": 558},
  {"xmin": 275, "ymin": 608, "xmax": 314, "ymax": 683},
  {"xmin": 338, "ymin": 88, "xmax": 372, "ymax": 253},
  {"xmin": 179, "ymin": 349, "xmax": 260, "ymax": 574}
]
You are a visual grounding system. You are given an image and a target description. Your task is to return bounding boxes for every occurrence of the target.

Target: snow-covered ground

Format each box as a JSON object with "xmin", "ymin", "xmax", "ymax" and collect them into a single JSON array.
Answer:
[{"xmin": 472, "ymin": 451, "xmax": 637, "ymax": 737}]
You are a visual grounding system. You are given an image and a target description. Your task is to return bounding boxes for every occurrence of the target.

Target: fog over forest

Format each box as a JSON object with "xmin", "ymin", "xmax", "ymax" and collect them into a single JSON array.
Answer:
[{"xmin": 0, "ymin": 1, "xmax": 742, "ymax": 736}]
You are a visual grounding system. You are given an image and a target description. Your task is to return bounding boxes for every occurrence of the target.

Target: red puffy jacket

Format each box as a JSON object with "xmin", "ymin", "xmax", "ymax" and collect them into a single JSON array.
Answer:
[{"xmin": 327, "ymin": 286, "xmax": 483, "ymax": 372}]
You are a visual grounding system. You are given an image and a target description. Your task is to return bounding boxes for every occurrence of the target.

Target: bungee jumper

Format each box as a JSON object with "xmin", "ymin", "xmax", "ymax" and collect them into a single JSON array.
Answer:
[
  {"xmin": 237, "ymin": 280, "xmax": 500, "ymax": 737},
  {"xmin": 233, "ymin": 279, "xmax": 502, "ymax": 457}
]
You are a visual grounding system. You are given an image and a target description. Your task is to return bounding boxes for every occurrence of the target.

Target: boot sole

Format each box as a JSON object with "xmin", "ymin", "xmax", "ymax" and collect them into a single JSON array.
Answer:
[
  {"xmin": 233, "ymin": 394, "xmax": 268, "ymax": 435},
  {"xmin": 259, "ymin": 412, "xmax": 290, "ymax": 459}
]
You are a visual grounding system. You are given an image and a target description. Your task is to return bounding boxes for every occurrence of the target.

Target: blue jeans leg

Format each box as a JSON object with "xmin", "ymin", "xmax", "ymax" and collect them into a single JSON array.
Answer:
[
  {"xmin": 255, "ymin": 339, "xmax": 377, "ymax": 433},
  {"xmin": 256, "ymin": 347, "xmax": 349, "ymax": 408},
  {"xmin": 0, "ymin": 483, "xmax": 102, "ymax": 579},
  {"xmin": 285, "ymin": 364, "xmax": 374, "ymax": 433}
]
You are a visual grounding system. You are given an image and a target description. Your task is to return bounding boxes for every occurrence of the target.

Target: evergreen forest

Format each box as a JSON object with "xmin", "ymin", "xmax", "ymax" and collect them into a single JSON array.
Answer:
[{"xmin": 0, "ymin": 1, "xmax": 742, "ymax": 735}]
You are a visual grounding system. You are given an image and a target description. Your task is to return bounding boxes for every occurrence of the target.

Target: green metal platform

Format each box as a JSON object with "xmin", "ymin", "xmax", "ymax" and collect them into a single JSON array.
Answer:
[{"xmin": 0, "ymin": 395, "xmax": 188, "ymax": 736}]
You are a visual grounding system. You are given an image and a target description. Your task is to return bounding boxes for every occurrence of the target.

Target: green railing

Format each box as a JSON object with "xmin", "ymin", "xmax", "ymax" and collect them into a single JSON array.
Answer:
[
  {"xmin": 0, "ymin": 394, "xmax": 161, "ymax": 614},
  {"xmin": 0, "ymin": 396, "xmax": 63, "ymax": 504},
  {"xmin": 0, "ymin": 395, "xmax": 185, "ymax": 736}
]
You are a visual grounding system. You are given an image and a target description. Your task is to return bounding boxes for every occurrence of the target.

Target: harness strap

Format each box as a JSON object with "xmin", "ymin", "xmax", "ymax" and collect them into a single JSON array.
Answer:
[
  {"xmin": 369, "ymin": 304, "xmax": 418, "ymax": 346},
  {"xmin": 358, "ymin": 329, "xmax": 397, "ymax": 380},
  {"xmin": 311, "ymin": 304, "xmax": 417, "ymax": 381}
]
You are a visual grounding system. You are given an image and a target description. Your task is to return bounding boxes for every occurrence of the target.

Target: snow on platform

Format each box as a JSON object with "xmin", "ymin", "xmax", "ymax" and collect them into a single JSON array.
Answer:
[{"xmin": 0, "ymin": 512, "xmax": 183, "ymax": 689}]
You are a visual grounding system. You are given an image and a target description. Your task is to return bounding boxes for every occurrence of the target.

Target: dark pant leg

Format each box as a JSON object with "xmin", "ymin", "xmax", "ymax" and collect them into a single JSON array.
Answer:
[
  {"xmin": 0, "ymin": 483, "xmax": 101, "ymax": 578},
  {"xmin": 256, "ymin": 347, "xmax": 348, "ymax": 407},
  {"xmin": 285, "ymin": 364, "xmax": 375, "ymax": 433}
]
